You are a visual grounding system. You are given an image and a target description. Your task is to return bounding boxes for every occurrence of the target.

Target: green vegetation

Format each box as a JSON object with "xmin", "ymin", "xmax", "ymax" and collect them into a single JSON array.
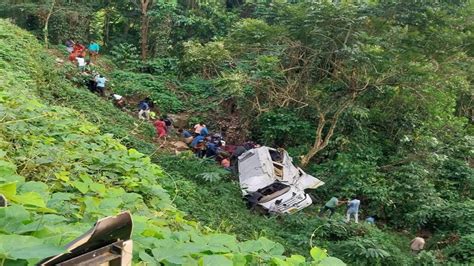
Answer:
[
  {"xmin": 0, "ymin": 0, "xmax": 473, "ymax": 265},
  {"xmin": 0, "ymin": 20, "xmax": 342, "ymax": 265}
]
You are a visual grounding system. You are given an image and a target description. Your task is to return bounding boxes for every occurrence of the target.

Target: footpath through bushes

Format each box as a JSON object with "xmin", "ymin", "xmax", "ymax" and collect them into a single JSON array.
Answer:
[{"xmin": 0, "ymin": 20, "xmax": 347, "ymax": 265}]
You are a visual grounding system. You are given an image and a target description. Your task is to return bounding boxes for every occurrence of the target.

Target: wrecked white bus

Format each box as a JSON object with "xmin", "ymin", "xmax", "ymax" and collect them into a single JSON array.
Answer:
[{"xmin": 238, "ymin": 146, "xmax": 324, "ymax": 214}]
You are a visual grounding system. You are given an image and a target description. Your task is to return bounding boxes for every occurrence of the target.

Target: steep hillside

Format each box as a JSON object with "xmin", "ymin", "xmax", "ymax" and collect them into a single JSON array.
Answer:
[
  {"xmin": 0, "ymin": 20, "xmax": 344, "ymax": 265},
  {"xmin": 1, "ymin": 1, "xmax": 472, "ymax": 264}
]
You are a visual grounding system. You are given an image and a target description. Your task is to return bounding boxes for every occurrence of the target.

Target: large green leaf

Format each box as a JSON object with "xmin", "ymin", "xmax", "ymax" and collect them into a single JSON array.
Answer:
[
  {"xmin": 15, "ymin": 192, "xmax": 46, "ymax": 208},
  {"xmin": 0, "ymin": 182, "xmax": 17, "ymax": 198},
  {"xmin": 199, "ymin": 255, "xmax": 233, "ymax": 266},
  {"xmin": 0, "ymin": 205, "xmax": 30, "ymax": 234},
  {"xmin": 319, "ymin": 257, "xmax": 346, "ymax": 266},
  {"xmin": 89, "ymin": 183, "xmax": 106, "ymax": 195},
  {"xmin": 310, "ymin": 247, "xmax": 328, "ymax": 262},
  {"xmin": 0, "ymin": 160, "xmax": 16, "ymax": 177},
  {"xmin": 18, "ymin": 181, "xmax": 49, "ymax": 200},
  {"xmin": 0, "ymin": 234, "xmax": 65, "ymax": 260},
  {"xmin": 71, "ymin": 181, "xmax": 89, "ymax": 194}
]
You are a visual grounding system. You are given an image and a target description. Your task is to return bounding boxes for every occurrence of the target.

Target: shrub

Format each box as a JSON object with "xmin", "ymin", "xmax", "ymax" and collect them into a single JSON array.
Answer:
[
  {"xmin": 0, "ymin": 19, "xmax": 344, "ymax": 266},
  {"xmin": 110, "ymin": 43, "xmax": 141, "ymax": 70},
  {"xmin": 181, "ymin": 40, "xmax": 231, "ymax": 78},
  {"xmin": 444, "ymin": 233, "xmax": 474, "ymax": 263},
  {"xmin": 228, "ymin": 18, "xmax": 283, "ymax": 45},
  {"xmin": 253, "ymin": 109, "xmax": 314, "ymax": 147},
  {"xmin": 111, "ymin": 70, "xmax": 183, "ymax": 113}
]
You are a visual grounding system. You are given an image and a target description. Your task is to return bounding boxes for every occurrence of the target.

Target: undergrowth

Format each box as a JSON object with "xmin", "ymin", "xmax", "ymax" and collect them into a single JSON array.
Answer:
[{"xmin": 0, "ymin": 19, "xmax": 344, "ymax": 265}]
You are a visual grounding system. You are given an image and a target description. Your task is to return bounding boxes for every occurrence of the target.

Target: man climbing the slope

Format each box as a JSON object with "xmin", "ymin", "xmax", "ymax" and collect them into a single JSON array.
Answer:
[
  {"xmin": 88, "ymin": 41, "xmax": 100, "ymax": 63},
  {"xmin": 86, "ymin": 72, "xmax": 97, "ymax": 93},
  {"xmin": 94, "ymin": 74, "xmax": 107, "ymax": 97},
  {"xmin": 154, "ymin": 118, "xmax": 167, "ymax": 141},
  {"xmin": 65, "ymin": 39, "xmax": 75, "ymax": 54},
  {"xmin": 191, "ymin": 134, "xmax": 206, "ymax": 157},
  {"xmin": 138, "ymin": 99, "xmax": 151, "ymax": 120},
  {"xmin": 163, "ymin": 115, "xmax": 173, "ymax": 135},
  {"xmin": 319, "ymin": 196, "xmax": 346, "ymax": 219},
  {"xmin": 110, "ymin": 92, "xmax": 126, "ymax": 109},
  {"xmin": 76, "ymin": 54, "xmax": 86, "ymax": 72}
]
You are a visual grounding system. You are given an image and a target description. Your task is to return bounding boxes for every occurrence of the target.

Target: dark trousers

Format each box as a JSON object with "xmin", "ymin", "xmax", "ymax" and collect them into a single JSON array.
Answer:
[
  {"xmin": 87, "ymin": 80, "xmax": 96, "ymax": 92},
  {"xmin": 97, "ymin": 86, "xmax": 105, "ymax": 97},
  {"xmin": 319, "ymin": 206, "xmax": 336, "ymax": 218}
]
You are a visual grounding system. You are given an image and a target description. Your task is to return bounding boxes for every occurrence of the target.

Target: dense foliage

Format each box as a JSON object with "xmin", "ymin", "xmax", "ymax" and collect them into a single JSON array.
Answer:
[
  {"xmin": 0, "ymin": 20, "xmax": 344, "ymax": 265},
  {"xmin": 1, "ymin": 0, "xmax": 473, "ymax": 265}
]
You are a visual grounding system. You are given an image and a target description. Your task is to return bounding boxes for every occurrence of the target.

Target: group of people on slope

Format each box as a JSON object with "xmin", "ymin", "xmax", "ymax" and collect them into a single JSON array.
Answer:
[
  {"xmin": 136, "ymin": 98, "xmax": 173, "ymax": 141},
  {"xmin": 319, "ymin": 196, "xmax": 363, "ymax": 223},
  {"xmin": 135, "ymin": 98, "xmax": 244, "ymax": 168},
  {"xmin": 179, "ymin": 123, "xmax": 228, "ymax": 166},
  {"xmin": 178, "ymin": 123, "xmax": 260, "ymax": 170},
  {"xmin": 85, "ymin": 72, "xmax": 108, "ymax": 97},
  {"xmin": 65, "ymin": 39, "xmax": 101, "ymax": 69},
  {"xmin": 319, "ymin": 196, "xmax": 427, "ymax": 254},
  {"xmin": 65, "ymin": 38, "xmax": 127, "ymax": 109},
  {"xmin": 154, "ymin": 116, "xmax": 173, "ymax": 141}
]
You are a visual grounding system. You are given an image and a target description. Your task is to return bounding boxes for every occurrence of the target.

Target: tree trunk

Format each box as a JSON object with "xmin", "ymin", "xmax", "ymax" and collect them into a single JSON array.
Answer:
[
  {"xmin": 300, "ymin": 96, "xmax": 355, "ymax": 167},
  {"xmin": 43, "ymin": 0, "xmax": 56, "ymax": 48},
  {"xmin": 103, "ymin": 9, "xmax": 110, "ymax": 47},
  {"xmin": 140, "ymin": 0, "xmax": 152, "ymax": 61}
]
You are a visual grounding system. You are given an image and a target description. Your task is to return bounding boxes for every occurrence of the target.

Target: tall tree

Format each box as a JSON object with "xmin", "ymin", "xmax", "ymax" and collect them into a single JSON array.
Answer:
[
  {"xmin": 42, "ymin": 0, "xmax": 56, "ymax": 48},
  {"xmin": 133, "ymin": 0, "xmax": 154, "ymax": 60}
]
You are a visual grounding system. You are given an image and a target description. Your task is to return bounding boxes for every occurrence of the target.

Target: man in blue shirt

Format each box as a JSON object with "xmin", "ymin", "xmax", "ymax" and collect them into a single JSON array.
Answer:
[
  {"xmin": 138, "ymin": 100, "xmax": 150, "ymax": 120},
  {"xmin": 191, "ymin": 135, "xmax": 205, "ymax": 149},
  {"xmin": 88, "ymin": 41, "xmax": 100, "ymax": 62},
  {"xmin": 206, "ymin": 141, "xmax": 223, "ymax": 158},
  {"xmin": 346, "ymin": 198, "xmax": 361, "ymax": 223},
  {"xmin": 94, "ymin": 74, "xmax": 107, "ymax": 96},
  {"xmin": 191, "ymin": 137, "xmax": 206, "ymax": 157}
]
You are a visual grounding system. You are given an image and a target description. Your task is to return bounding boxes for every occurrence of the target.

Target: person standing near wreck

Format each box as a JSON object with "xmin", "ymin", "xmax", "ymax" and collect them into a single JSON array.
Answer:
[
  {"xmin": 319, "ymin": 196, "xmax": 345, "ymax": 218},
  {"xmin": 346, "ymin": 198, "xmax": 361, "ymax": 223}
]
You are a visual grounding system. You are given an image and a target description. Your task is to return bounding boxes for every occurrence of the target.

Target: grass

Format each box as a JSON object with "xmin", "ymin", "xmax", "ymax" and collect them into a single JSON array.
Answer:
[{"xmin": 37, "ymin": 43, "xmax": 416, "ymax": 264}]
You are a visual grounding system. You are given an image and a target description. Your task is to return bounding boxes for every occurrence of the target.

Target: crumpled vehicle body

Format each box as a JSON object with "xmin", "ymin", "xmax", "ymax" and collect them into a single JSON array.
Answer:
[{"xmin": 238, "ymin": 146, "xmax": 324, "ymax": 214}]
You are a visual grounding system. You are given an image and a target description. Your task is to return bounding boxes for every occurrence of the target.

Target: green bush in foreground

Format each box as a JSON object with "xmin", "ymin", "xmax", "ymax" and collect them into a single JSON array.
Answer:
[{"xmin": 0, "ymin": 19, "xmax": 344, "ymax": 265}]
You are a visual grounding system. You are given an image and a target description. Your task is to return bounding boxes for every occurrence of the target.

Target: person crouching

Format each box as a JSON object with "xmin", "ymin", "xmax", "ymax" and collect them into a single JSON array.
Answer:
[
  {"xmin": 154, "ymin": 118, "xmax": 167, "ymax": 141},
  {"xmin": 110, "ymin": 93, "xmax": 126, "ymax": 109}
]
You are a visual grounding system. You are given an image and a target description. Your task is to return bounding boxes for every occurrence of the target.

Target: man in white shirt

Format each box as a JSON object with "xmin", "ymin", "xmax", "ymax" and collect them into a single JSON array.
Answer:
[
  {"xmin": 111, "ymin": 93, "xmax": 125, "ymax": 108},
  {"xmin": 76, "ymin": 55, "xmax": 86, "ymax": 72},
  {"xmin": 346, "ymin": 198, "xmax": 361, "ymax": 223}
]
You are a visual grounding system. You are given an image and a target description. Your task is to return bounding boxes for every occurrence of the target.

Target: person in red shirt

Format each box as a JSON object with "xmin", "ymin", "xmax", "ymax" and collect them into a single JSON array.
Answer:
[
  {"xmin": 73, "ymin": 43, "xmax": 85, "ymax": 53},
  {"xmin": 154, "ymin": 119, "xmax": 167, "ymax": 140},
  {"xmin": 69, "ymin": 51, "xmax": 77, "ymax": 62},
  {"xmin": 69, "ymin": 43, "xmax": 86, "ymax": 62}
]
